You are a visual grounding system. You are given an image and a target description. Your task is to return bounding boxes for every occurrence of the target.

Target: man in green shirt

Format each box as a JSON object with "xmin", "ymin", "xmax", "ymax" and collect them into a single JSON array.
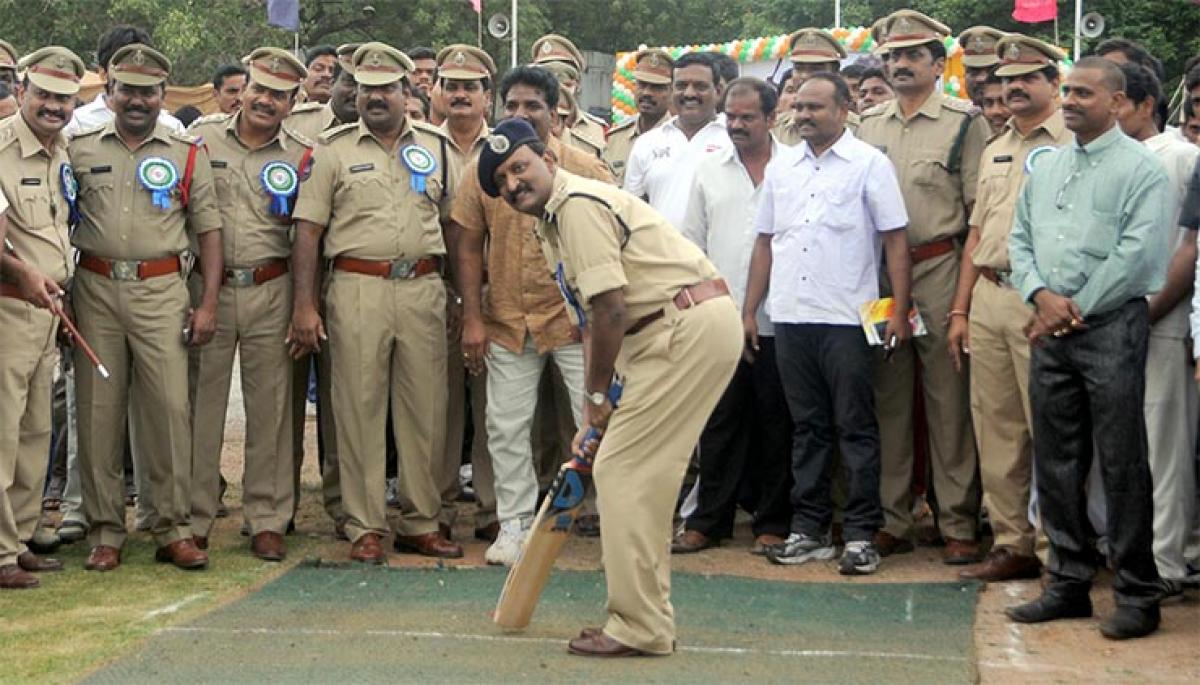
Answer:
[{"xmin": 1007, "ymin": 57, "xmax": 1169, "ymax": 640}]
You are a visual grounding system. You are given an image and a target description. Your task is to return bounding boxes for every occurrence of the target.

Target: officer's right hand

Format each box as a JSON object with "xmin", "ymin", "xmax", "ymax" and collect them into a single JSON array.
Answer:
[
  {"xmin": 16, "ymin": 263, "xmax": 63, "ymax": 310},
  {"xmin": 461, "ymin": 315, "xmax": 488, "ymax": 376},
  {"xmin": 947, "ymin": 315, "xmax": 970, "ymax": 373},
  {"xmin": 287, "ymin": 305, "xmax": 326, "ymax": 358},
  {"xmin": 742, "ymin": 314, "xmax": 759, "ymax": 364}
]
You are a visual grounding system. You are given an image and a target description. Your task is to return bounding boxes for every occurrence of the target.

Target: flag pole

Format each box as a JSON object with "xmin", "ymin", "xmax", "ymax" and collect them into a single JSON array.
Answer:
[
  {"xmin": 834, "ymin": 0, "xmax": 841, "ymax": 28},
  {"xmin": 1073, "ymin": 0, "xmax": 1082, "ymax": 61},
  {"xmin": 511, "ymin": 0, "xmax": 518, "ymax": 70}
]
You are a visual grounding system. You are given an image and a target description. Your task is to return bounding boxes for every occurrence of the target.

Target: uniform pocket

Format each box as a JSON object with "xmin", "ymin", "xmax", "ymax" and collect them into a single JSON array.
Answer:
[
  {"xmin": 16, "ymin": 182, "xmax": 55, "ymax": 229},
  {"xmin": 911, "ymin": 157, "xmax": 953, "ymax": 191},
  {"xmin": 1079, "ymin": 210, "xmax": 1120, "ymax": 259},
  {"xmin": 342, "ymin": 173, "xmax": 389, "ymax": 211}
]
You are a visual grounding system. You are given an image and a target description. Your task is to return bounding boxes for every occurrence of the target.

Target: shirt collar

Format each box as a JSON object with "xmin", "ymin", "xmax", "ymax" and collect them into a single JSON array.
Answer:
[
  {"xmin": 98, "ymin": 117, "xmax": 175, "ymax": 146},
  {"xmin": 1074, "ymin": 123, "xmax": 1123, "ymax": 155},
  {"xmin": 227, "ymin": 111, "xmax": 289, "ymax": 151},
  {"xmin": 663, "ymin": 112, "xmax": 725, "ymax": 135},
  {"xmin": 889, "ymin": 90, "xmax": 944, "ymax": 122},
  {"xmin": 14, "ymin": 112, "xmax": 63, "ymax": 158},
  {"xmin": 797, "ymin": 128, "xmax": 853, "ymax": 163},
  {"xmin": 439, "ymin": 118, "xmax": 489, "ymax": 154},
  {"xmin": 720, "ymin": 138, "xmax": 780, "ymax": 168},
  {"xmin": 1003, "ymin": 109, "xmax": 1066, "ymax": 141},
  {"xmin": 354, "ymin": 117, "xmax": 416, "ymax": 148},
  {"xmin": 542, "ymin": 171, "xmax": 572, "ymax": 219}
]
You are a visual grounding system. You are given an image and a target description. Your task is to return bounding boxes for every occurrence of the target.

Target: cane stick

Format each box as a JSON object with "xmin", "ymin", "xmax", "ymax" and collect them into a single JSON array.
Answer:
[{"xmin": 4, "ymin": 238, "xmax": 110, "ymax": 379}]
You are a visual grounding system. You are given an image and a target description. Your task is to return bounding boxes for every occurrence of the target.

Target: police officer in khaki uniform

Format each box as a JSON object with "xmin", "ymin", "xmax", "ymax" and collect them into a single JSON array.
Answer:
[
  {"xmin": 188, "ymin": 47, "xmax": 313, "ymax": 562},
  {"xmin": 604, "ymin": 49, "xmax": 673, "ymax": 186},
  {"xmin": 774, "ymin": 29, "xmax": 853, "ymax": 145},
  {"xmin": 0, "ymin": 46, "xmax": 85, "ymax": 589},
  {"xmin": 282, "ymin": 45, "xmax": 361, "ymax": 537},
  {"xmin": 950, "ymin": 35, "xmax": 1069, "ymax": 582},
  {"xmin": 480, "ymin": 118, "xmax": 741, "ymax": 656},
  {"xmin": 555, "ymin": 86, "xmax": 604, "ymax": 159},
  {"xmin": 958, "ymin": 27, "xmax": 1006, "ymax": 109},
  {"xmin": 290, "ymin": 42, "xmax": 461, "ymax": 563},
  {"xmin": 856, "ymin": 10, "xmax": 990, "ymax": 563},
  {"xmin": 531, "ymin": 34, "xmax": 607, "ymax": 152},
  {"xmin": 70, "ymin": 44, "xmax": 224, "ymax": 572},
  {"xmin": 435, "ymin": 43, "xmax": 498, "ymax": 540}
]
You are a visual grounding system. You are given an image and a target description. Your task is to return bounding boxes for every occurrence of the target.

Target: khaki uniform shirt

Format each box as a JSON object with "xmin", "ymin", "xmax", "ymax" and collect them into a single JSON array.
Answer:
[
  {"xmin": 856, "ymin": 93, "xmax": 990, "ymax": 245},
  {"xmin": 284, "ymin": 101, "xmax": 339, "ymax": 145},
  {"xmin": 188, "ymin": 112, "xmax": 314, "ymax": 268},
  {"xmin": 570, "ymin": 112, "xmax": 607, "ymax": 153},
  {"xmin": 602, "ymin": 114, "xmax": 667, "ymax": 186},
  {"xmin": 0, "ymin": 114, "xmax": 74, "ymax": 284},
  {"xmin": 452, "ymin": 136, "xmax": 612, "ymax": 354},
  {"xmin": 438, "ymin": 119, "xmax": 489, "ymax": 173},
  {"xmin": 773, "ymin": 111, "xmax": 860, "ymax": 146},
  {"xmin": 537, "ymin": 169, "xmax": 722, "ymax": 326},
  {"xmin": 970, "ymin": 110, "xmax": 1069, "ymax": 270},
  {"xmin": 292, "ymin": 119, "xmax": 456, "ymax": 260},
  {"xmin": 69, "ymin": 121, "xmax": 222, "ymax": 260}
]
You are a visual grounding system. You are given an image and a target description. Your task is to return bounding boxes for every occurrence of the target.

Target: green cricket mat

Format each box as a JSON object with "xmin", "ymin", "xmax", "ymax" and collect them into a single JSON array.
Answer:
[{"xmin": 86, "ymin": 564, "xmax": 980, "ymax": 684}]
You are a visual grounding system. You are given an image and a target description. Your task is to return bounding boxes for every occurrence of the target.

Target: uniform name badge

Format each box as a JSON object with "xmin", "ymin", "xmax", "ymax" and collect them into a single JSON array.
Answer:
[
  {"xmin": 1024, "ymin": 145, "xmax": 1057, "ymax": 175},
  {"xmin": 260, "ymin": 161, "xmax": 299, "ymax": 216},
  {"xmin": 400, "ymin": 144, "xmax": 437, "ymax": 193},
  {"xmin": 59, "ymin": 163, "xmax": 80, "ymax": 228},
  {"xmin": 136, "ymin": 157, "xmax": 179, "ymax": 210}
]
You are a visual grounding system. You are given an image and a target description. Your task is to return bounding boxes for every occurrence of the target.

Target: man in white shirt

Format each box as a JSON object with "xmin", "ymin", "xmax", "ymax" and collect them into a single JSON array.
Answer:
[
  {"xmin": 624, "ymin": 52, "xmax": 729, "ymax": 230},
  {"xmin": 674, "ymin": 78, "xmax": 793, "ymax": 555},
  {"xmin": 1114, "ymin": 62, "xmax": 1198, "ymax": 597},
  {"xmin": 65, "ymin": 26, "xmax": 184, "ymax": 137},
  {"xmin": 744, "ymin": 73, "xmax": 912, "ymax": 576}
]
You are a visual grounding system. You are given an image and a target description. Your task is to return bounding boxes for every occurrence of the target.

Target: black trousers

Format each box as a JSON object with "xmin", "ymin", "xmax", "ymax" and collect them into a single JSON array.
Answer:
[
  {"xmin": 686, "ymin": 336, "xmax": 793, "ymax": 539},
  {"xmin": 775, "ymin": 323, "xmax": 883, "ymax": 542},
  {"xmin": 1030, "ymin": 299, "xmax": 1160, "ymax": 608}
]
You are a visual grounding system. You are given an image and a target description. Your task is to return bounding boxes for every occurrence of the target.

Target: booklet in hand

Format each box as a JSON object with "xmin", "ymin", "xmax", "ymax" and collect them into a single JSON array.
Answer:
[{"xmin": 859, "ymin": 297, "xmax": 928, "ymax": 346}]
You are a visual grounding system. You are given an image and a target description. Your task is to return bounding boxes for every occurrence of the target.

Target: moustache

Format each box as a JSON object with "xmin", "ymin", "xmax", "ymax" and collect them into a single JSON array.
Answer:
[
  {"xmin": 365, "ymin": 102, "xmax": 389, "ymax": 111},
  {"xmin": 37, "ymin": 107, "xmax": 65, "ymax": 119},
  {"xmin": 679, "ymin": 97, "xmax": 702, "ymax": 106},
  {"xmin": 728, "ymin": 128, "xmax": 748, "ymax": 136},
  {"xmin": 123, "ymin": 106, "xmax": 150, "ymax": 115},
  {"xmin": 637, "ymin": 95, "xmax": 657, "ymax": 105},
  {"xmin": 1007, "ymin": 90, "xmax": 1029, "ymax": 100},
  {"xmin": 892, "ymin": 69, "xmax": 914, "ymax": 79},
  {"xmin": 250, "ymin": 103, "xmax": 277, "ymax": 116},
  {"xmin": 503, "ymin": 182, "xmax": 532, "ymax": 202},
  {"xmin": 450, "ymin": 98, "xmax": 472, "ymax": 107}
]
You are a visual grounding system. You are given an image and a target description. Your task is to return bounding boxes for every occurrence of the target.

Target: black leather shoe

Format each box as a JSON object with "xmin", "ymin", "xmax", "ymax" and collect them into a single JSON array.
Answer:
[
  {"xmin": 1099, "ymin": 605, "xmax": 1160, "ymax": 640},
  {"xmin": 1005, "ymin": 593, "xmax": 1093, "ymax": 623}
]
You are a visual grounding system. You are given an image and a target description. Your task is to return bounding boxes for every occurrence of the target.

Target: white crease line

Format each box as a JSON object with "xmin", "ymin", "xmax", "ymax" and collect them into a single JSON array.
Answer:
[
  {"xmin": 979, "ymin": 659, "xmax": 1086, "ymax": 676},
  {"xmin": 161, "ymin": 626, "xmax": 965, "ymax": 663},
  {"xmin": 905, "ymin": 588, "xmax": 915, "ymax": 623},
  {"xmin": 142, "ymin": 593, "xmax": 209, "ymax": 621},
  {"xmin": 1003, "ymin": 623, "xmax": 1029, "ymax": 670}
]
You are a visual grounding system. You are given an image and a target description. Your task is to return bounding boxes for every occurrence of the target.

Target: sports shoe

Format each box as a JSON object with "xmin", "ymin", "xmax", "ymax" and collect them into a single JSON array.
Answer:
[
  {"xmin": 385, "ymin": 478, "xmax": 401, "ymax": 509},
  {"xmin": 839, "ymin": 540, "xmax": 881, "ymax": 575},
  {"xmin": 766, "ymin": 532, "xmax": 836, "ymax": 566},
  {"xmin": 485, "ymin": 518, "xmax": 529, "ymax": 566}
]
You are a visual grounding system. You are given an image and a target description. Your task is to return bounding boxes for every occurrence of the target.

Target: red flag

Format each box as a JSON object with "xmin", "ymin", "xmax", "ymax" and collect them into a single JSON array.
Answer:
[
  {"xmin": 1013, "ymin": 0, "xmax": 1058, "ymax": 23},
  {"xmin": 469, "ymin": 0, "xmax": 482, "ymax": 13}
]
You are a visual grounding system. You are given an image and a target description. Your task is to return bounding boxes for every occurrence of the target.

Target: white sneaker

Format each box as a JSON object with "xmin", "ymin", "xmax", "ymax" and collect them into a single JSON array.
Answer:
[{"xmin": 485, "ymin": 518, "xmax": 529, "ymax": 566}]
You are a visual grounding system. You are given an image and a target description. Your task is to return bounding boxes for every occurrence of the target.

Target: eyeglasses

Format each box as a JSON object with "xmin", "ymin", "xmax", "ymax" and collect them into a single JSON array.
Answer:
[{"xmin": 1055, "ymin": 168, "xmax": 1079, "ymax": 210}]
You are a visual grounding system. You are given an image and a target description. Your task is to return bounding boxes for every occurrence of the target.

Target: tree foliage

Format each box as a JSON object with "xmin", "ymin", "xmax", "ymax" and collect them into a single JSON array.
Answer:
[{"xmin": 0, "ymin": 0, "xmax": 1197, "ymax": 86}]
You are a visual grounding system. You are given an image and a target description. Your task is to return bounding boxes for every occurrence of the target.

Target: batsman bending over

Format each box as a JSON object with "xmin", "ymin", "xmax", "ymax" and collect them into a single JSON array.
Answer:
[{"xmin": 479, "ymin": 119, "xmax": 741, "ymax": 657}]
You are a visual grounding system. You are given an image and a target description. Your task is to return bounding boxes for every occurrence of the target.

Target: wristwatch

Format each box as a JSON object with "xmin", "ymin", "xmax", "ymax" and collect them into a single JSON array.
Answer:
[{"xmin": 586, "ymin": 390, "xmax": 608, "ymax": 406}]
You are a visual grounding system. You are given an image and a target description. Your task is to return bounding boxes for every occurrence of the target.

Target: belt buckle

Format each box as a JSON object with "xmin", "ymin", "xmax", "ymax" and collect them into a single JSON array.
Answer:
[
  {"xmin": 110, "ymin": 260, "xmax": 140, "ymax": 281},
  {"xmin": 388, "ymin": 259, "xmax": 415, "ymax": 279},
  {"xmin": 227, "ymin": 268, "xmax": 256, "ymax": 287}
]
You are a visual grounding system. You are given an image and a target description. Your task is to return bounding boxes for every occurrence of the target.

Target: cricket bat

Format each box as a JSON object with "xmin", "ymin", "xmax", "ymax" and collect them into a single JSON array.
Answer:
[{"xmin": 493, "ymin": 379, "xmax": 623, "ymax": 631}]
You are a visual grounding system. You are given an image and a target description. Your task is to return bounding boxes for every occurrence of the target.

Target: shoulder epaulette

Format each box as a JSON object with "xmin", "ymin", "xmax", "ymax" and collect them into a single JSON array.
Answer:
[
  {"xmin": 859, "ymin": 102, "xmax": 889, "ymax": 119},
  {"xmin": 608, "ymin": 117, "xmax": 636, "ymax": 133},
  {"xmin": 191, "ymin": 112, "xmax": 231, "ymax": 128},
  {"xmin": 0, "ymin": 120, "xmax": 16, "ymax": 149},
  {"xmin": 580, "ymin": 111, "xmax": 608, "ymax": 127},
  {"xmin": 412, "ymin": 120, "xmax": 450, "ymax": 141},
  {"xmin": 319, "ymin": 122, "xmax": 357, "ymax": 144},
  {"xmin": 71, "ymin": 122, "xmax": 106, "ymax": 139},
  {"xmin": 169, "ymin": 129, "xmax": 201, "ymax": 145},
  {"xmin": 289, "ymin": 101, "xmax": 325, "ymax": 116},
  {"xmin": 281, "ymin": 123, "xmax": 315, "ymax": 148},
  {"xmin": 941, "ymin": 97, "xmax": 977, "ymax": 116}
]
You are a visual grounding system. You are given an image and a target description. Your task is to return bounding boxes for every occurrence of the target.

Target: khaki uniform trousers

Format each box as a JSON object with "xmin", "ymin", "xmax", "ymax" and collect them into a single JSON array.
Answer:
[
  {"xmin": 595, "ymin": 297, "xmax": 741, "ymax": 654},
  {"xmin": 1143, "ymin": 329, "xmax": 1197, "ymax": 580},
  {"xmin": 0, "ymin": 299, "xmax": 57, "ymax": 566},
  {"xmin": 875, "ymin": 252, "xmax": 980, "ymax": 541},
  {"xmin": 440, "ymin": 335, "xmax": 495, "ymax": 529},
  {"xmin": 74, "ymin": 270, "xmax": 194, "ymax": 548},
  {"xmin": 326, "ymin": 271, "xmax": 447, "ymax": 541},
  {"xmin": 191, "ymin": 276, "xmax": 295, "ymax": 538},
  {"xmin": 968, "ymin": 278, "xmax": 1037, "ymax": 555}
]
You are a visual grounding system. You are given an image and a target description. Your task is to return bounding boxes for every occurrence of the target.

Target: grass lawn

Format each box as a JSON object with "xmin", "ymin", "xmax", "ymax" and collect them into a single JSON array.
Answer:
[{"xmin": 1, "ymin": 484, "xmax": 339, "ymax": 684}]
